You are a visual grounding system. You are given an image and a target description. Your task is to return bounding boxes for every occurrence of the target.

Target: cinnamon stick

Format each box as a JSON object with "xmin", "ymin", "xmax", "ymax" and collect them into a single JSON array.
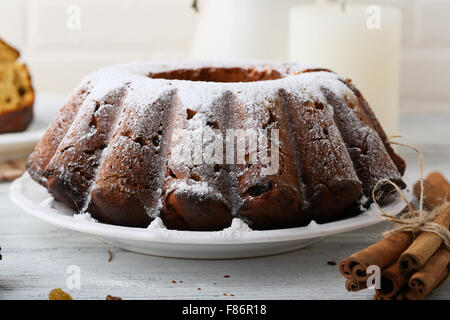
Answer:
[
  {"xmin": 338, "ymin": 231, "xmax": 414, "ymax": 281},
  {"xmin": 375, "ymin": 261, "xmax": 413, "ymax": 300},
  {"xmin": 427, "ymin": 171, "xmax": 450, "ymax": 197},
  {"xmin": 345, "ymin": 279, "xmax": 367, "ymax": 292},
  {"xmin": 413, "ymin": 177, "xmax": 448, "ymax": 211},
  {"xmin": 398, "ymin": 201, "xmax": 450, "ymax": 274},
  {"xmin": 406, "ymin": 248, "xmax": 450, "ymax": 300}
]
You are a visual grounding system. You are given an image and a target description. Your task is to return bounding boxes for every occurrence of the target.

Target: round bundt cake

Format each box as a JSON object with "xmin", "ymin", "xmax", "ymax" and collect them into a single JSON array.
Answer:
[{"xmin": 27, "ymin": 61, "xmax": 406, "ymax": 231}]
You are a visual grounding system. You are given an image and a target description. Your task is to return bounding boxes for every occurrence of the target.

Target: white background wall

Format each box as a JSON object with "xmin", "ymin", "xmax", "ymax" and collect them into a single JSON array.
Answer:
[{"xmin": 0, "ymin": 0, "xmax": 449, "ymax": 113}]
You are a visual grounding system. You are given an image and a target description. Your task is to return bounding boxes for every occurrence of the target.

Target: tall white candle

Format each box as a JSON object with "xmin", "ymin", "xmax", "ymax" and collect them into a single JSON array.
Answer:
[
  {"xmin": 289, "ymin": 3, "xmax": 402, "ymax": 135},
  {"xmin": 190, "ymin": 0, "xmax": 297, "ymax": 60}
]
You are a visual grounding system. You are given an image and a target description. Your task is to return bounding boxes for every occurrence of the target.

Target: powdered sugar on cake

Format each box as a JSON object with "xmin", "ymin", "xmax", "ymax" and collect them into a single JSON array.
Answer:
[{"xmin": 26, "ymin": 60, "xmax": 406, "ymax": 231}]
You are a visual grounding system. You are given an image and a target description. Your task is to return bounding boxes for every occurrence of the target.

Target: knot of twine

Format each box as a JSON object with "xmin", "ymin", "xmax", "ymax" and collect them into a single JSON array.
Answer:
[{"xmin": 371, "ymin": 134, "xmax": 450, "ymax": 249}]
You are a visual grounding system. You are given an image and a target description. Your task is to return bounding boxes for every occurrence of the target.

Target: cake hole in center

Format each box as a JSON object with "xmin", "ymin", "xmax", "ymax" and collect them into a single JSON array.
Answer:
[{"xmin": 148, "ymin": 67, "xmax": 282, "ymax": 83}]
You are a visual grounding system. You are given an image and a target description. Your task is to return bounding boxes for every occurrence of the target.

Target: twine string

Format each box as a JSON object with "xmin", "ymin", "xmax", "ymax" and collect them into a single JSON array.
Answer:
[{"xmin": 371, "ymin": 135, "xmax": 450, "ymax": 249}]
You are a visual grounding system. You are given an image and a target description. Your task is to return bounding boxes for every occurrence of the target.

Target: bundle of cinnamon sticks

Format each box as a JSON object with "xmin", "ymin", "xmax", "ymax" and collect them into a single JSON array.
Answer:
[{"xmin": 339, "ymin": 172, "xmax": 450, "ymax": 300}]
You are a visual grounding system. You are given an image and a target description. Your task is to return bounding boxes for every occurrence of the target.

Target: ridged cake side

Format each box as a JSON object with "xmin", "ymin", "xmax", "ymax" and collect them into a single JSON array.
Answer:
[
  {"xmin": 87, "ymin": 88, "xmax": 178, "ymax": 227},
  {"xmin": 44, "ymin": 87, "xmax": 126, "ymax": 212},
  {"xmin": 27, "ymin": 86, "xmax": 90, "ymax": 185},
  {"xmin": 321, "ymin": 84, "xmax": 405, "ymax": 199}
]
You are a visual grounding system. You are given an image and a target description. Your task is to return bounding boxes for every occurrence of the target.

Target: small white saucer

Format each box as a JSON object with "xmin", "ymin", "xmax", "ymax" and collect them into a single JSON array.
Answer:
[
  {"xmin": 0, "ymin": 93, "xmax": 65, "ymax": 161},
  {"xmin": 10, "ymin": 173, "xmax": 411, "ymax": 259}
]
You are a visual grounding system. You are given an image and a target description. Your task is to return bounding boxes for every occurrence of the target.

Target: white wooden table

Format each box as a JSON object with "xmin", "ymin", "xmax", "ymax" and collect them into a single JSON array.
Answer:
[{"xmin": 0, "ymin": 114, "xmax": 449, "ymax": 300}]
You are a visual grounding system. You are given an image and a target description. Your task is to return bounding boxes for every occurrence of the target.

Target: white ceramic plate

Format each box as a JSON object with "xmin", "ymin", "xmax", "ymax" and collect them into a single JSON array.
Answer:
[
  {"xmin": 10, "ymin": 173, "xmax": 412, "ymax": 259},
  {"xmin": 0, "ymin": 93, "xmax": 65, "ymax": 161}
]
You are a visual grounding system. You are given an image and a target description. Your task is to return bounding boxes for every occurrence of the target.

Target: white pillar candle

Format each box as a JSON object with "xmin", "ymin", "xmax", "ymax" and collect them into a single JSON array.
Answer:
[
  {"xmin": 289, "ymin": 3, "xmax": 402, "ymax": 135},
  {"xmin": 190, "ymin": 0, "xmax": 298, "ymax": 61}
]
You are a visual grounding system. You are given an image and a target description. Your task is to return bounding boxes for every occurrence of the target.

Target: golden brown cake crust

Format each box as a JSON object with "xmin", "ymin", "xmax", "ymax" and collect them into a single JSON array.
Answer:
[
  {"xmin": 0, "ymin": 39, "xmax": 34, "ymax": 133},
  {"xmin": 0, "ymin": 39, "xmax": 20, "ymax": 62},
  {"xmin": 0, "ymin": 99, "xmax": 33, "ymax": 134}
]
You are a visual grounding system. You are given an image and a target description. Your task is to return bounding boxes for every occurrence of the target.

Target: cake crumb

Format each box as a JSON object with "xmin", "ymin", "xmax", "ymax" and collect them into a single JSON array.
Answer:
[
  {"xmin": 197, "ymin": 288, "xmax": 201, "ymax": 290},
  {"xmin": 327, "ymin": 260, "xmax": 337, "ymax": 266},
  {"xmin": 108, "ymin": 250, "xmax": 113, "ymax": 262},
  {"xmin": 224, "ymin": 275, "xmax": 230, "ymax": 278},
  {"xmin": 49, "ymin": 288, "xmax": 72, "ymax": 300},
  {"xmin": 106, "ymin": 295, "xmax": 122, "ymax": 300}
]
